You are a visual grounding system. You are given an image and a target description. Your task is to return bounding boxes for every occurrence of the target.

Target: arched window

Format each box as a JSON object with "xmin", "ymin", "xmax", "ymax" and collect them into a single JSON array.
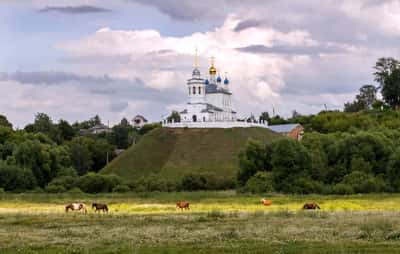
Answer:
[
  {"xmin": 203, "ymin": 116, "xmax": 206, "ymax": 122},
  {"xmin": 193, "ymin": 86, "xmax": 196, "ymax": 94},
  {"xmin": 198, "ymin": 87, "xmax": 201, "ymax": 94},
  {"xmin": 192, "ymin": 115, "xmax": 197, "ymax": 122},
  {"xmin": 188, "ymin": 87, "xmax": 191, "ymax": 95}
]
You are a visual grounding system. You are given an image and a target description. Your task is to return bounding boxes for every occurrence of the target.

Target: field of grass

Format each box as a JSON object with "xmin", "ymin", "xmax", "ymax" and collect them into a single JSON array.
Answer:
[
  {"xmin": 2, "ymin": 192, "xmax": 400, "ymax": 253},
  {"xmin": 101, "ymin": 127, "xmax": 280, "ymax": 182}
]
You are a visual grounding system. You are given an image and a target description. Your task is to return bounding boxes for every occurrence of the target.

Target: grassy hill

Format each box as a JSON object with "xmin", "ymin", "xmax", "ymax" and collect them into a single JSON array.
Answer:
[{"xmin": 101, "ymin": 127, "xmax": 280, "ymax": 182}]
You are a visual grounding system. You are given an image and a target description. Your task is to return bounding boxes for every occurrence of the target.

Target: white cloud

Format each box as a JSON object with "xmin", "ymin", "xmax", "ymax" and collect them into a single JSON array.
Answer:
[{"xmin": 57, "ymin": 15, "xmax": 322, "ymax": 119}]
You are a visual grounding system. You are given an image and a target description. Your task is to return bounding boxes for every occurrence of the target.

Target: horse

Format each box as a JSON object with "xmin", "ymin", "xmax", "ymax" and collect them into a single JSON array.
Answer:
[
  {"xmin": 92, "ymin": 203, "xmax": 109, "ymax": 213},
  {"xmin": 302, "ymin": 202, "xmax": 320, "ymax": 210},
  {"xmin": 261, "ymin": 198, "xmax": 272, "ymax": 206},
  {"xmin": 65, "ymin": 203, "xmax": 87, "ymax": 214},
  {"xmin": 176, "ymin": 201, "xmax": 190, "ymax": 210}
]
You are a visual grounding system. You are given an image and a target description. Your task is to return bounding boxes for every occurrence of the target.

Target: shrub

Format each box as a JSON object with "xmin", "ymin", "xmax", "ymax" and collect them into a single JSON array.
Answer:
[
  {"xmin": 45, "ymin": 184, "xmax": 66, "ymax": 193},
  {"xmin": 113, "ymin": 184, "xmax": 130, "ymax": 193},
  {"xmin": 341, "ymin": 171, "xmax": 387, "ymax": 193},
  {"xmin": 181, "ymin": 174, "xmax": 207, "ymax": 191},
  {"xmin": 68, "ymin": 187, "xmax": 83, "ymax": 194},
  {"xmin": 332, "ymin": 183, "xmax": 354, "ymax": 195},
  {"xmin": 75, "ymin": 173, "xmax": 122, "ymax": 193},
  {"xmin": 244, "ymin": 171, "xmax": 274, "ymax": 193},
  {"xmin": 56, "ymin": 167, "xmax": 78, "ymax": 177},
  {"xmin": 47, "ymin": 176, "xmax": 75, "ymax": 190},
  {"xmin": 0, "ymin": 163, "xmax": 37, "ymax": 191}
]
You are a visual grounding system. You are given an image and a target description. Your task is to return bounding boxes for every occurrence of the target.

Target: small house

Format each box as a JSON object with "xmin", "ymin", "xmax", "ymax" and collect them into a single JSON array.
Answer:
[{"xmin": 269, "ymin": 123, "xmax": 304, "ymax": 140}]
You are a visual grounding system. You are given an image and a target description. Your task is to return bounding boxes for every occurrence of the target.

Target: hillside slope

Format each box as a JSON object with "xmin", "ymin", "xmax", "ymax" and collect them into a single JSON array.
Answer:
[{"xmin": 101, "ymin": 127, "xmax": 280, "ymax": 182}]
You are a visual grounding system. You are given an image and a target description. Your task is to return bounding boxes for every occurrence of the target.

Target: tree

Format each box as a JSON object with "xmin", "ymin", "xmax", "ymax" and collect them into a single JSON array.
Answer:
[
  {"xmin": 111, "ymin": 118, "xmax": 133, "ymax": 149},
  {"xmin": 374, "ymin": 58, "xmax": 400, "ymax": 109},
  {"xmin": 57, "ymin": 119, "xmax": 75, "ymax": 142},
  {"xmin": 167, "ymin": 111, "xmax": 181, "ymax": 123},
  {"xmin": 237, "ymin": 139, "xmax": 272, "ymax": 186},
  {"xmin": 344, "ymin": 85, "xmax": 377, "ymax": 112},
  {"xmin": 67, "ymin": 137, "xmax": 93, "ymax": 175},
  {"xmin": 270, "ymin": 138, "xmax": 312, "ymax": 192},
  {"xmin": 0, "ymin": 115, "xmax": 12, "ymax": 129},
  {"xmin": 259, "ymin": 112, "xmax": 270, "ymax": 123},
  {"xmin": 357, "ymin": 85, "xmax": 377, "ymax": 109}
]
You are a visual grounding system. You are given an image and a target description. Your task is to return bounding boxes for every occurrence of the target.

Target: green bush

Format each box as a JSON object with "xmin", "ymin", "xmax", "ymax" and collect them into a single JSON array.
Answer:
[
  {"xmin": 75, "ymin": 173, "xmax": 122, "ymax": 193},
  {"xmin": 47, "ymin": 176, "xmax": 75, "ymax": 190},
  {"xmin": 67, "ymin": 187, "xmax": 83, "ymax": 194},
  {"xmin": 244, "ymin": 171, "xmax": 274, "ymax": 193},
  {"xmin": 45, "ymin": 184, "xmax": 66, "ymax": 193},
  {"xmin": 341, "ymin": 171, "xmax": 387, "ymax": 193},
  {"xmin": 181, "ymin": 174, "xmax": 207, "ymax": 191},
  {"xmin": 332, "ymin": 183, "xmax": 355, "ymax": 195},
  {"xmin": 113, "ymin": 184, "xmax": 130, "ymax": 193},
  {"xmin": 0, "ymin": 162, "xmax": 37, "ymax": 191}
]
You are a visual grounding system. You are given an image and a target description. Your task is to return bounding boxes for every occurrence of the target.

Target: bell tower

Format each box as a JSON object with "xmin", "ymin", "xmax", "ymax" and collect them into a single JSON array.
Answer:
[{"xmin": 187, "ymin": 48, "xmax": 205, "ymax": 104}]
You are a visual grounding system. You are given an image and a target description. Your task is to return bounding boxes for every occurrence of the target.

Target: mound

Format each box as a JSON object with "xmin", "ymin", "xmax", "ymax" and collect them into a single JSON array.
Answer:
[{"xmin": 101, "ymin": 127, "xmax": 280, "ymax": 182}]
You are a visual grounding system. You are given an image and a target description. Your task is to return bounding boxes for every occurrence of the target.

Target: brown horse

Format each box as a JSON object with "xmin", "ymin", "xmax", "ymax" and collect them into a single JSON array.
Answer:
[
  {"xmin": 65, "ymin": 203, "xmax": 87, "ymax": 214},
  {"xmin": 261, "ymin": 198, "xmax": 272, "ymax": 206},
  {"xmin": 302, "ymin": 202, "xmax": 320, "ymax": 210},
  {"xmin": 92, "ymin": 203, "xmax": 108, "ymax": 213},
  {"xmin": 176, "ymin": 201, "xmax": 190, "ymax": 210}
]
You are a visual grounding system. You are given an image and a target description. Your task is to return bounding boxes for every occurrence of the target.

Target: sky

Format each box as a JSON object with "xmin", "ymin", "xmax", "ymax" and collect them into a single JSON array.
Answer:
[{"xmin": 1, "ymin": 0, "xmax": 400, "ymax": 128}]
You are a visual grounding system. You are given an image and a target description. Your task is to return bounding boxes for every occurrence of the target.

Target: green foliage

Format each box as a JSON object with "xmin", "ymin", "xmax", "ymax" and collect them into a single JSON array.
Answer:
[
  {"xmin": 167, "ymin": 110, "xmax": 181, "ymax": 123},
  {"xmin": 0, "ymin": 115, "xmax": 12, "ymax": 129},
  {"xmin": 387, "ymin": 148, "xmax": 400, "ymax": 192},
  {"xmin": 75, "ymin": 173, "xmax": 122, "ymax": 193},
  {"xmin": 341, "ymin": 171, "xmax": 387, "ymax": 193},
  {"xmin": 271, "ymin": 138, "xmax": 311, "ymax": 193},
  {"xmin": 0, "ymin": 162, "xmax": 37, "ymax": 191},
  {"xmin": 244, "ymin": 171, "xmax": 274, "ymax": 193},
  {"xmin": 374, "ymin": 57, "xmax": 400, "ymax": 109},
  {"xmin": 138, "ymin": 123, "xmax": 161, "ymax": 135},
  {"xmin": 112, "ymin": 184, "xmax": 131, "ymax": 193},
  {"xmin": 237, "ymin": 139, "xmax": 271, "ymax": 186}
]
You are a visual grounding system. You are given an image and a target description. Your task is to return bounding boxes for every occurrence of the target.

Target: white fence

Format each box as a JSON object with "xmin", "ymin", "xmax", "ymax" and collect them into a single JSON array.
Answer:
[{"xmin": 162, "ymin": 121, "xmax": 269, "ymax": 129}]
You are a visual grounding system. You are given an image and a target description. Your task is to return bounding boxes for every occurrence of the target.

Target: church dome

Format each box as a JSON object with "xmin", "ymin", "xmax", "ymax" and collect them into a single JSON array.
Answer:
[
  {"xmin": 224, "ymin": 78, "xmax": 229, "ymax": 85},
  {"xmin": 217, "ymin": 76, "xmax": 222, "ymax": 82},
  {"xmin": 209, "ymin": 66, "xmax": 217, "ymax": 75}
]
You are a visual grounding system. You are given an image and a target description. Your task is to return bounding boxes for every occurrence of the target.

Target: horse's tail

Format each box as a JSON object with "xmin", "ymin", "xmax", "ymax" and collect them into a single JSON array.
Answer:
[
  {"xmin": 65, "ymin": 206, "xmax": 68, "ymax": 212},
  {"xmin": 105, "ymin": 205, "xmax": 109, "ymax": 212}
]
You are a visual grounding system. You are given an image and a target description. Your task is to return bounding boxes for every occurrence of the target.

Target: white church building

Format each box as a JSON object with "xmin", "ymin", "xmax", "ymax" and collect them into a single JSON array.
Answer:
[{"xmin": 163, "ymin": 55, "xmax": 268, "ymax": 129}]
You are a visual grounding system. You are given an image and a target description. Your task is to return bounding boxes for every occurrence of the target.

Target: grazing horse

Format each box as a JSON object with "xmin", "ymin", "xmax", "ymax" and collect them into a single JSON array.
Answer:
[
  {"xmin": 65, "ymin": 203, "xmax": 87, "ymax": 214},
  {"xmin": 261, "ymin": 198, "xmax": 272, "ymax": 206},
  {"xmin": 302, "ymin": 202, "xmax": 320, "ymax": 210},
  {"xmin": 176, "ymin": 201, "xmax": 190, "ymax": 210},
  {"xmin": 92, "ymin": 203, "xmax": 109, "ymax": 213}
]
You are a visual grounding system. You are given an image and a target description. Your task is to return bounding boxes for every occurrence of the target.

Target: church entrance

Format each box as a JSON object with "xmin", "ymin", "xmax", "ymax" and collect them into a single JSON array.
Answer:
[{"xmin": 192, "ymin": 115, "xmax": 197, "ymax": 122}]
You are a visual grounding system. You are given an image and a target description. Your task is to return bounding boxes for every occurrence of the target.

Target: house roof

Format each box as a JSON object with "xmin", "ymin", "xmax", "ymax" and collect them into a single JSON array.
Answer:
[
  {"xmin": 133, "ymin": 115, "xmax": 148, "ymax": 122},
  {"xmin": 205, "ymin": 83, "xmax": 231, "ymax": 95},
  {"xmin": 269, "ymin": 123, "xmax": 302, "ymax": 133}
]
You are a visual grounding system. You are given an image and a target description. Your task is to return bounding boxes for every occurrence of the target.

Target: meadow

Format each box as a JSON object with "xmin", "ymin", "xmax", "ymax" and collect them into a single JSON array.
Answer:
[{"xmin": 2, "ymin": 191, "xmax": 400, "ymax": 253}]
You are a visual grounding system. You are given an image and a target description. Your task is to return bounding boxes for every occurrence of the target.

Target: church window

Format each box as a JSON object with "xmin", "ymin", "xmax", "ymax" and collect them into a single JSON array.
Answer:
[
  {"xmin": 193, "ymin": 86, "xmax": 196, "ymax": 94},
  {"xmin": 198, "ymin": 87, "xmax": 201, "ymax": 94},
  {"xmin": 203, "ymin": 116, "xmax": 206, "ymax": 122},
  {"xmin": 188, "ymin": 87, "xmax": 191, "ymax": 95}
]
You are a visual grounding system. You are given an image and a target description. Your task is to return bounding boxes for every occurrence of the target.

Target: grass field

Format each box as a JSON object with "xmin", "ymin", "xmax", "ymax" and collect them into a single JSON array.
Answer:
[
  {"xmin": 101, "ymin": 127, "xmax": 280, "ymax": 182},
  {"xmin": 2, "ymin": 192, "xmax": 400, "ymax": 253}
]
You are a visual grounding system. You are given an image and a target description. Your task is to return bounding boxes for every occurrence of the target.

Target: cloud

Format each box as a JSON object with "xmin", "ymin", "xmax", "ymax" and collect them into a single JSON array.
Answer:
[
  {"xmin": 38, "ymin": 5, "xmax": 111, "ymax": 14},
  {"xmin": 234, "ymin": 19, "xmax": 261, "ymax": 32},
  {"xmin": 236, "ymin": 44, "xmax": 351, "ymax": 56}
]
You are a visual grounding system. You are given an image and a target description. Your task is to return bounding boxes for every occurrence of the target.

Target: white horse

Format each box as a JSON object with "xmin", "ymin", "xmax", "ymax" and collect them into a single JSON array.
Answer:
[{"xmin": 65, "ymin": 203, "xmax": 87, "ymax": 214}]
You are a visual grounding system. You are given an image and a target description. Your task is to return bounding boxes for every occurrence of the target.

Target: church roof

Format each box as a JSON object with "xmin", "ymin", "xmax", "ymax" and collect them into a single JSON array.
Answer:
[
  {"xmin": 201, "ymin": 103, "xmax": 223, "ymax": 112},
  {"xmin": 205, "ymin": 83, "xmax": 231, "ymax": 95},
  {"xmin": 269, "ymin": 123, "xmax": 302, "ymax": 133}
]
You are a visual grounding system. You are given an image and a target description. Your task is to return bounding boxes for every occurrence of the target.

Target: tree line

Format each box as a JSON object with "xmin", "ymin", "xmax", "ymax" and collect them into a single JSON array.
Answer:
[{"xmin": 0, "ymin": 113, "xmax": 159, "ymax": 192}]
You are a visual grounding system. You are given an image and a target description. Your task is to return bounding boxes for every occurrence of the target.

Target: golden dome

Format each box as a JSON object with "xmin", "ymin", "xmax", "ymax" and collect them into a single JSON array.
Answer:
[{"xmin": 209, "ymin": 66, "xmax": 217, "ymax": 75}]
